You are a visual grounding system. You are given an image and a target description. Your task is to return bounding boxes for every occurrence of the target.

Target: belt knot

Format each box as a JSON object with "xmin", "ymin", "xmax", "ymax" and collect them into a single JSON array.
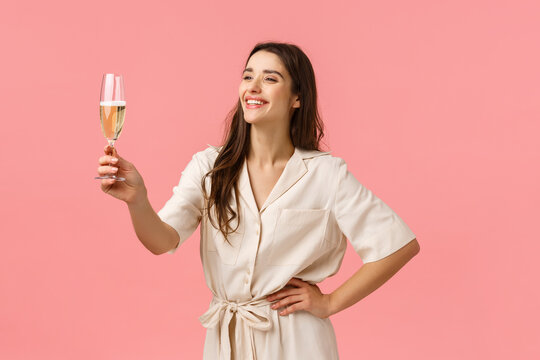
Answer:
[
  {"xmin": 229, "ymin": 301, "xmax": 238, "ymax": 313},
  {"xmin": 199, "ymin": 296, "xmax": 273, "ymax": 360}
]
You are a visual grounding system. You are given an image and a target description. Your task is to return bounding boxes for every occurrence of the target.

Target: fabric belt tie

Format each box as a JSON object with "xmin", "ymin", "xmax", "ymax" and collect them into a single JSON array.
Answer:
[{"xmin": 199, "ymin": 296, "xmax": 273, "ymax": 360}]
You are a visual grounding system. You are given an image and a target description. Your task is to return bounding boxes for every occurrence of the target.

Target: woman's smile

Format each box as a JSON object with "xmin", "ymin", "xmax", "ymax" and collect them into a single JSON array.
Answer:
[
  {"xmin": 246, "ymin": 102, "xmax": 268, "ymax": 109},
  {"xmin": 245, "ymin": 96, "xmax": 269, "ymax": 109}
]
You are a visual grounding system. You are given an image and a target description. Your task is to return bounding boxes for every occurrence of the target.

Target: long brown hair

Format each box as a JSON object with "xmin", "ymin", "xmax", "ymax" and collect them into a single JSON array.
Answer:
[{"xmin": 201, "ymin": 41, "xmax": 326, "ymax": 243}]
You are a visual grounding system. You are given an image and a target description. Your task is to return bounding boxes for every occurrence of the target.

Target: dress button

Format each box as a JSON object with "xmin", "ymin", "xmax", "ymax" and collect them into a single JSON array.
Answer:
[
  {"xmin": 247, "ymin": 269, "xmax": 251, "ymax": 275},
  {"xmin": 244, "ymin": 278, "xmax": 249, "ymax": 284}
]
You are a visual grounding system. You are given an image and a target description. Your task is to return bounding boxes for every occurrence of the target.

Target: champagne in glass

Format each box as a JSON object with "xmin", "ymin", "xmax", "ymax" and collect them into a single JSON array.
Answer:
[
  {"xmin": 95, "ymin": 73, "xmax": 126, "ymax": 181},
  {"xmin": 100, "ymin": 100, "xmax": 126, "ymax": 141}
]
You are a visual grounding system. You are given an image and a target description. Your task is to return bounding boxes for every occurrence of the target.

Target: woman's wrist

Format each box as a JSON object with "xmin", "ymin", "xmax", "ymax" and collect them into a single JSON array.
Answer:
[
  {"xmin": 126, "ymin": 188, "xmax": 149, "ymax": 208},
  {"xmin": 326, "ymin": 292, "xmax": 339, "ymax": 317}
]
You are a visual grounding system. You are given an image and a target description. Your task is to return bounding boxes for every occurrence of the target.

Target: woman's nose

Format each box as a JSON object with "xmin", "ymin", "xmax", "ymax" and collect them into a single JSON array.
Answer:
[{"xmin": 247, "ymin": 77, "xmax": 262, "ymax": 92}]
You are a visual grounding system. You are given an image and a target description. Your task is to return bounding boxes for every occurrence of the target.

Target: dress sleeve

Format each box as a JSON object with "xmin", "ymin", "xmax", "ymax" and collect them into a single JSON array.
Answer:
[
  {"xmin": 157, "ymin": 152, "xmax": 206, "ymax": 254},
  {"xmin": 333, "ymin": 158, "xmax": 417, "ymax": 263}
]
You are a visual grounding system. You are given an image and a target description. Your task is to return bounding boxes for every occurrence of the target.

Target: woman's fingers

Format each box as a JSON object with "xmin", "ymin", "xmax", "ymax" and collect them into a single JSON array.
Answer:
[
  {"xmin": 103, "ymin": 144, "xmax": 120, "ymax": 157},
  {"xmin": 97, "ymin": 165, "xmax": 119, "ymax": 176},
  {"xmin": 271, "ymin": 294, "xmax": 304, "ymax": 310},
  {"xmin": 101, "ymin": 178, "xmax": 116, "ymax": 187},
  {"xmin": 98, "ymin": 155, "xmax": 119, "ymax": 165},
  {"xmin": 105, "ymin": 144, "xmax": 121, "ymax": 155},
  {"xmin": 99, "ymin": 145, "xmax": 124, "ymax": 167},
  {"xmin": 101, "ymin": 145, "xmax": 132, "ymax": 168}
]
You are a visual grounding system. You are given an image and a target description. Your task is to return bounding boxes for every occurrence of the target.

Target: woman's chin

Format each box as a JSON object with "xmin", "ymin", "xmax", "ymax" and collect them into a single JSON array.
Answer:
[{"xmin": 243, "ymin": 115, "xmax": 267, "ymax": 125}]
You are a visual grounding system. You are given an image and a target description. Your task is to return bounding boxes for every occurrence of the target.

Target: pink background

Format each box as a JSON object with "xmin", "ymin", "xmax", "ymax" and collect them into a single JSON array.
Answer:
[{"xmin": 1, "ymin": 0, "xmax": 539, "ymax": 359}]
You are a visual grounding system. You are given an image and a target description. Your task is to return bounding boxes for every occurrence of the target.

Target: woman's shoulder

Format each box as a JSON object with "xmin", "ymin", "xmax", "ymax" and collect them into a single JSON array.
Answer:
[
  {"xmin": 296, "ymin": 147, "xmax": 331, "ymax": 160},
  {"xmin": 202, "ymin": 143, "xmax": 222, "ymax": 157},
  {"xmin": 296, "ymin": 147, "xmax": 346, "ymax": 169},
  {"xmin": 191, "ymin": 144, "xmax": 221, "ymax": 168}
]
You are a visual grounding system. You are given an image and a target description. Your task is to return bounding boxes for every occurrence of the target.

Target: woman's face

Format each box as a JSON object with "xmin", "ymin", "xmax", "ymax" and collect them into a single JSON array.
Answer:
[{"xmin": 239, "ymin": 50, "xmax": 300, "ymax": 126}]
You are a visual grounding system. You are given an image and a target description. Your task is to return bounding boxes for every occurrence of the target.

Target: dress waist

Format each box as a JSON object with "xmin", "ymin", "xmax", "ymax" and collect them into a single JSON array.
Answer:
[{"xmin": 199, "ymin": 296, "xmax": 273, "ymax": 360}]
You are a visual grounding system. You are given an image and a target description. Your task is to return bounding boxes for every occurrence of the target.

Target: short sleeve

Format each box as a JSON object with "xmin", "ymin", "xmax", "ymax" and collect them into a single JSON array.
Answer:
[
  {"xmin": 333, "ymin": 158, "xmax": 416, "ymax": 263},
  {"xmin": 157, "ymin": 152, "xmax": 206, "ymax": 254}
]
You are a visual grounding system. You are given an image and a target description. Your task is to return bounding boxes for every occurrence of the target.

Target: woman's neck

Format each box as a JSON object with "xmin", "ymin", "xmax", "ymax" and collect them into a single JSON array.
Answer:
[{"xmin": 247, "ymin": 125, "xmax": 294, "ymax": 167}]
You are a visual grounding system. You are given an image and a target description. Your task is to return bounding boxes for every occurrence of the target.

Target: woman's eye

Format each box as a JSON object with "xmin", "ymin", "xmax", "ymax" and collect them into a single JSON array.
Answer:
[{"xmin": 242, "ymin": 75, "xmax": 276, "ymax": 82}]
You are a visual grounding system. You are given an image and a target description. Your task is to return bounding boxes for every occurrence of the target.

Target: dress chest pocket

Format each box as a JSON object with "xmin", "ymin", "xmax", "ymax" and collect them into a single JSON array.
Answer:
[
  {"xmin": 206, "ymin": 214, "xmax": 245, "ymax": 266},
  {"xmin": 268, "ymin": 208, "xmax": 330, "ymax": 266}
]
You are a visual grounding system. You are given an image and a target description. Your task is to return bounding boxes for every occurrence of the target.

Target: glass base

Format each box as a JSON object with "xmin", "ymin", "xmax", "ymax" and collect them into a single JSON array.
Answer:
[{"xmin": 95, "ymin": 175, "xmax": 126, "ymax": 181}]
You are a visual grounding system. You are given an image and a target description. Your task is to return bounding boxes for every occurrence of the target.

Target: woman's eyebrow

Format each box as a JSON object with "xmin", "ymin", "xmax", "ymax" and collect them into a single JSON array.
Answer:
[{"xmin": 242, "ymin": 67, "xmax": 284, "ymax": 79}]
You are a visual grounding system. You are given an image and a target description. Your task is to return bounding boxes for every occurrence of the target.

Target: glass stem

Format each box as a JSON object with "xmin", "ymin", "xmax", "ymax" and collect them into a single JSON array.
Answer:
[{"xmin": 108, "ymin": 139, "xmax": 116, "ymax": 178}]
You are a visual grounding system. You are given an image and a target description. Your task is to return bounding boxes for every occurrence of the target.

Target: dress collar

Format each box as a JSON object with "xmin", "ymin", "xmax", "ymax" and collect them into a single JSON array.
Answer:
[
  {"xmin": 206, "ymin": 144, "xmax": 331, "ymax": 216},
  {"xmin": 235, "ymin": 146, "xmax": 331, "ymax": 216}
]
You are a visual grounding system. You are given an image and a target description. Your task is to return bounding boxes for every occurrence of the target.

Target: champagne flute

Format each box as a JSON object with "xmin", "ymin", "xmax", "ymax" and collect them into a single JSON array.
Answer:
[{"xmin": 95, "ymin": 73, "xmax": 126, "ymax": 181}]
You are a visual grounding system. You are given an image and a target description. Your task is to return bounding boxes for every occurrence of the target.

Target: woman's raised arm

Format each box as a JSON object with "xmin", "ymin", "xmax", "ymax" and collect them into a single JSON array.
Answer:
[{"xmin": 97, "ymin": 145, "xmax": 180, "ymax": 255}]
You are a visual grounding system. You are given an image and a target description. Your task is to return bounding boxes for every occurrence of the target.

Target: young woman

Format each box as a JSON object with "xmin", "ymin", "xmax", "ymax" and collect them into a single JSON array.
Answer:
[{"xmin": 97, "ymin": 42, "xmax": 420, "ymax": 359}]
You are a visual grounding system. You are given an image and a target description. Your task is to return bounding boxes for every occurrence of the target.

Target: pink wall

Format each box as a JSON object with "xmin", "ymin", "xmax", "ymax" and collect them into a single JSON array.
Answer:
[{"xmin": 1, "ymin": 0, "xmax": 539, "ymax": 358}]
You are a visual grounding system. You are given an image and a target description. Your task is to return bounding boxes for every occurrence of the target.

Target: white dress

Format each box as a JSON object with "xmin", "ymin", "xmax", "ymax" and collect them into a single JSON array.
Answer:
[{"xmin": 157, "ymin": 145, "xmax": 417, "ymax": 360}]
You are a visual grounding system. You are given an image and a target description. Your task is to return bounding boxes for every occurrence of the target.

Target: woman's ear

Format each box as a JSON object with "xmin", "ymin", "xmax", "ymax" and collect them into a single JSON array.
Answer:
[{"xmin": 293, "ymin": 96, "xmax": 301, "ymax": 108}]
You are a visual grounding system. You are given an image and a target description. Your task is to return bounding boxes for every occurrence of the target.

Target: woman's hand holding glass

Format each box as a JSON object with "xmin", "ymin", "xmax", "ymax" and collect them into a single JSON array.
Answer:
[{"xmin": 97, "ymin": 145, "xmax": 147, "ymax": 204}]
